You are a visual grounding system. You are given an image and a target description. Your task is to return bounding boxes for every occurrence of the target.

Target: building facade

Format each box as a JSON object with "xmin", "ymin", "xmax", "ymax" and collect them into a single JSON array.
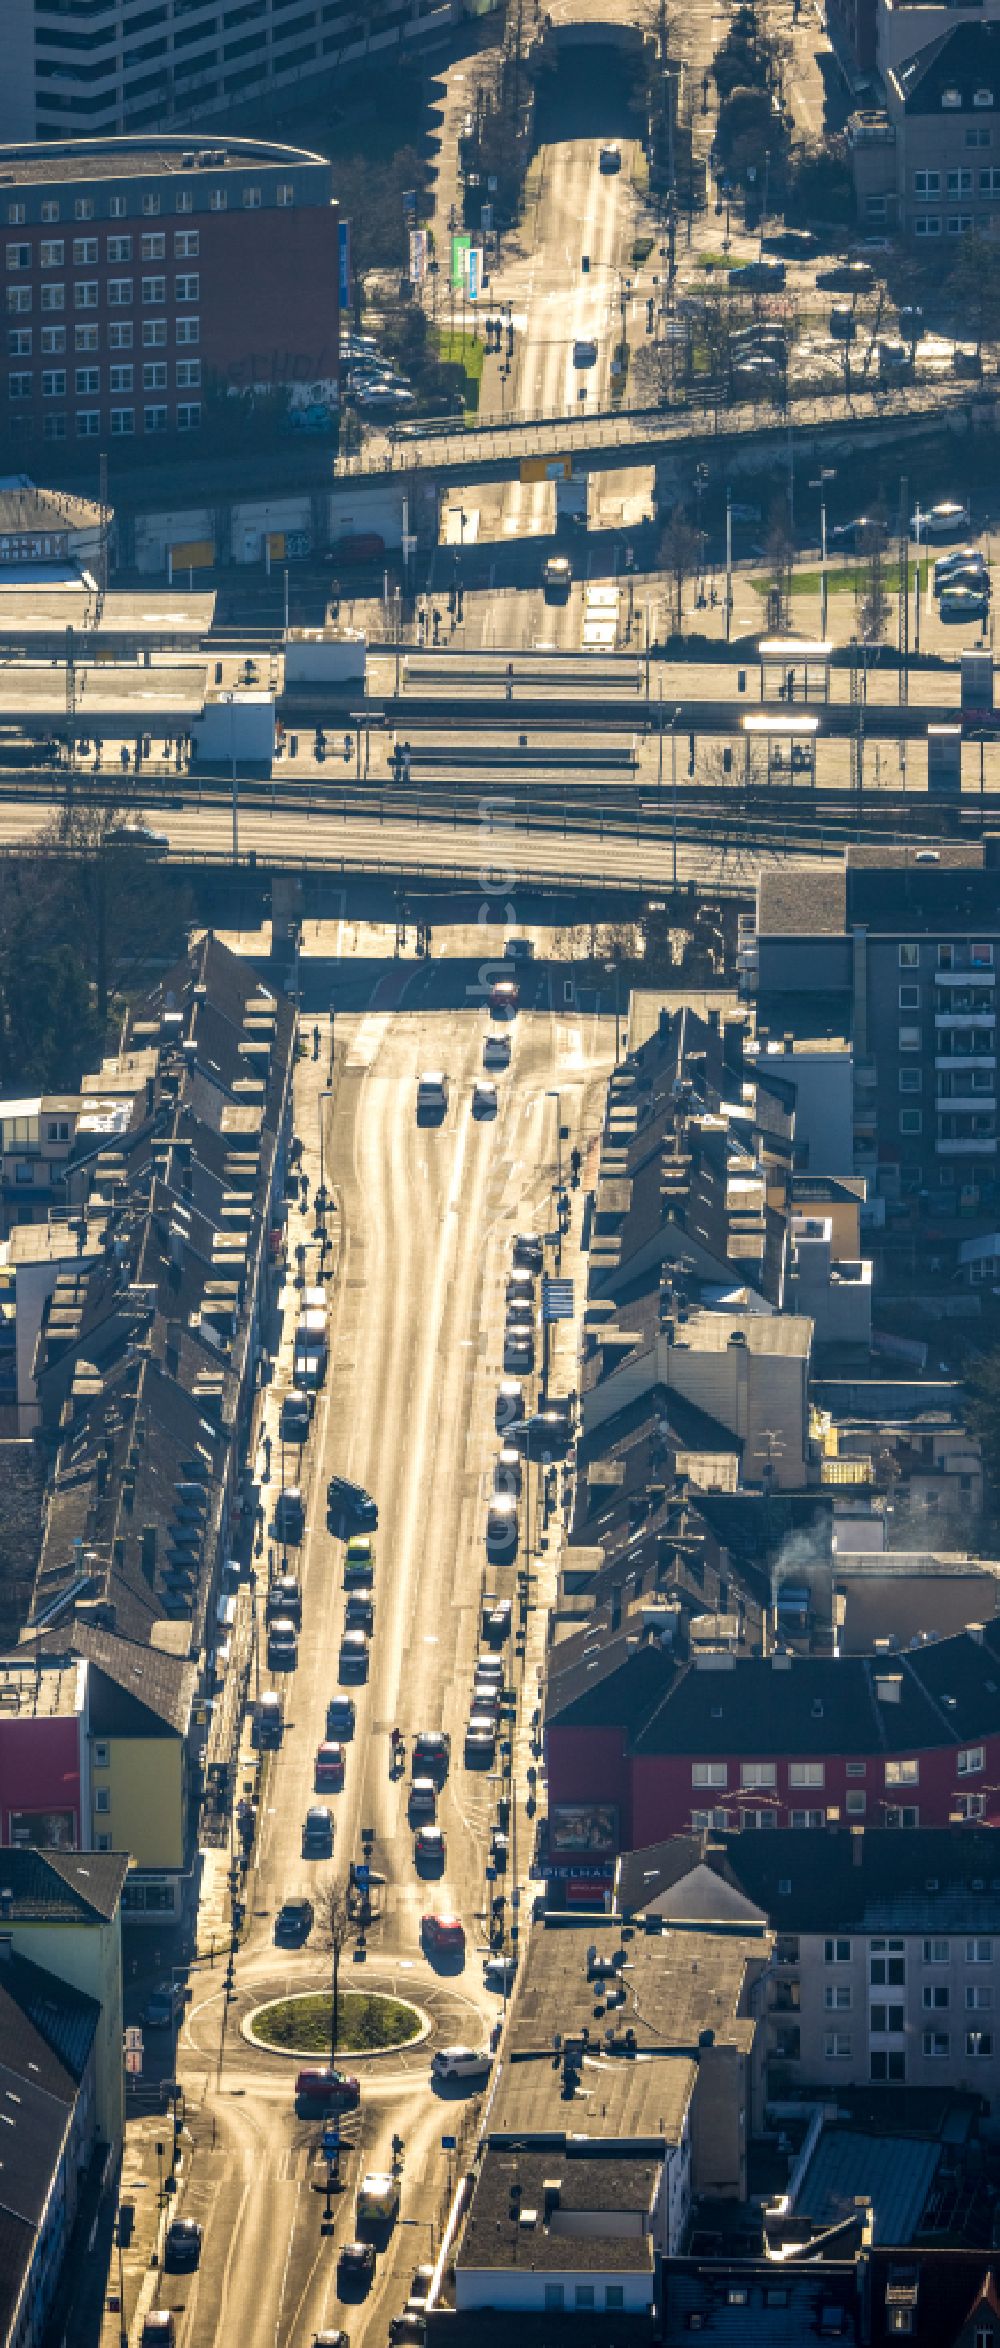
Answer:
[
  {"xmin": 848, "ymin": 22, "xmax": 1000, "ymax": 237},
  {"xmin": 4, "ymin": 0, "xmax": 460, "ymax": 145},
  {"xmin": 0, "ymin": 134, "xmax": 339, "ymax": 459}
]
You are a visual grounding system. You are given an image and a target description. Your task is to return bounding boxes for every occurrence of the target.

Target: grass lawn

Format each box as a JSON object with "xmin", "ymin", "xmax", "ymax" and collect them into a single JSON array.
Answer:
[
  {"xmin": 697, "ymin": 252, "xmax": 749, "ymax": 271},
  {"xmin": 751, "ymin": 560, "xmax": 930, "ymax": 597},
  {"xmin": 253, "ymin": 1991, "xmax": 419, "ymax": 2056},
  {"xmin": 433, "ymin": 328, "xmax": 485, "ymax": 418},
  {"xmin": 631, "ymin": 234, "xmax": 655, "ymax": 268}
]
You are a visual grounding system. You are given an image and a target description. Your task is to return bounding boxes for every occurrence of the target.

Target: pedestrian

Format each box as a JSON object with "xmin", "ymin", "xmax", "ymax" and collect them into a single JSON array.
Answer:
[
  {"xmin": 300, "ymin": 1172, "xmax": 309, "ymax": 1206},
  {"xmin": 313, "ymin": 1023, "xmax": 320, "ymax": 1060}
]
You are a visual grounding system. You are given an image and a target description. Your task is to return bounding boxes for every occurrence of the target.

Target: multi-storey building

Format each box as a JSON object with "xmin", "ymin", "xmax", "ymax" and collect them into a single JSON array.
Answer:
[
  {"xmin": 752, "ymin": 846, "xmax": 1000, "ymax": 1216},
  {"xmin": 5, "ymin": 0, "xmax": 459, "ymax": 144},
  {"xmin": 848, "ymin": 19, "xmax": 1000, "ymax": 235},
  {"xmin": 0, "ymin": 133, "xmax": 339, "ymax": 458}
]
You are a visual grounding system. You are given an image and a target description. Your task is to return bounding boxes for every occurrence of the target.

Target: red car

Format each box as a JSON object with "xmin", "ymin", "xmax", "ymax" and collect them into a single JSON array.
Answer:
[
  {"xmin": 422, "ymin": 1912, "xmax": 465, "ymax": 1957},
  {"xmin": 314, "ymin": 1741, "xmax": 345, "ymax": 1790},
  {"xmin": 294, "ymin": 2066, "xmax": 360, "ymax": 2110}
]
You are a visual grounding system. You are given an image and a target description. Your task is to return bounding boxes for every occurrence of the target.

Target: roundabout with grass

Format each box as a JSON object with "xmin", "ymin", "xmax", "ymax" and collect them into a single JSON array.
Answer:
[{"xmin": 244, "ymin": 1987, "xmax": 428, "ymax": 2060}]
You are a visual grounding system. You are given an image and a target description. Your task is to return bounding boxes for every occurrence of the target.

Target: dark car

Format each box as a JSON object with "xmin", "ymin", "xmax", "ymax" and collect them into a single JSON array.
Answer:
[
  {"xmin": 252, "ymin": 1692, "xmax": 283, "ymax": 1749},
  {"xmin": 326, "ymin": 1695, "xmax": 356, "ymax": 1740},
  {"xmin": 509, "ymin": 1408, "xmax": 573, "ymax": 1461},
  {"xmin": 413, "ymin": 1730, "xmax": 451, "ymax": 1781},
  {"xmin": 273, "ymin": 1486, "xmax": 305, "ymax": 1542},
  {"xmin": 302, "ymin": 1805, "xmax": 335, "ymax": 1855},
  {"xmin": 164, "ymin": 2219, "xmax": 202, "ymax": 2272},
  {"xmin": 817, "ymin": 259, "xmax": 874, "ymax": 291},
  {"xmin": 389, "ymin": 2319, "xmax": 426, "ymax": 2346},
  {"xmin": 295, "ymin": 2065, "xmax": 360, "ymax": 2111},
  {"xmin": 345, "ymin": 1590, "xmax": 374, "ymax": 1633},
  {"xmin": 327, "ymin": 1475, "xmax": 378, "ymax": 1532},
  {"xmin": 512, "ymin": 1234, "xmax": 543, "ymax": 1271},
  {"xmin": 280, "ymin": 1390, "xmax": 311, "ymax": 1443},
  {"xmin": 266, "ymin": 1575, "xmax": 302, "ymax": 1627},
  {"xmin": 275, "ymin": 1895, "xmax": 314, "ymax": 1945},
  {"xmin": 422, "ymin": 1911, "xmax": 465, "ymax": 1957},
  {"xmin": 337, "ymin": 2238, "xmax": 376, "ymax": 2290}
]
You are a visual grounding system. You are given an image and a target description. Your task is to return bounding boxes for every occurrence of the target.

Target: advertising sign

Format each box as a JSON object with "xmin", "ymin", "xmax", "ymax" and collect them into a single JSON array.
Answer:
[
  {"xmin": 450, "ymin": 232, "xmax": 471, "ymax": 290},
  {"xmin": 549, "ymin": 1803, "xmax": 619, "ymax": 1857},
  {"xmin": 409, "ymin": 228, "xmax": 427, "ymax": 286}
]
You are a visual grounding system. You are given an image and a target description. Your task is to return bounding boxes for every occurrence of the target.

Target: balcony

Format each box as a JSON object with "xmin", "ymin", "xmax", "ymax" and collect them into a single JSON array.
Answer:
[
  {"xmin": 935, "ymin": 1053, "xmax": 996, "ymax": 1072},
  {"xmin": 936, "ymin": 1135, "xmax": 998, "ymax": 1155},
  {"xmin": 937, "ymin": 1092, "xmax": 995, "ymax": 1114},
  {"xmin": 935, "ymin": 964, "xmax": 996, "ymax": 986},
  {"xmin": 935, "ymin": 1007, "xmax": 996, "ymax": 1029}
]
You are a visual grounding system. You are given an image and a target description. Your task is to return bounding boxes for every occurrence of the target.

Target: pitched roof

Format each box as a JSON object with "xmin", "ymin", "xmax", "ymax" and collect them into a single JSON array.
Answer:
[
  {"xmin": 39, "ymin": 1625, "xmax": 196, "ymax": 1737},
  {"xmin": 619, "ymin": 1826, "xmax": 1000, "ymax": 1935}
]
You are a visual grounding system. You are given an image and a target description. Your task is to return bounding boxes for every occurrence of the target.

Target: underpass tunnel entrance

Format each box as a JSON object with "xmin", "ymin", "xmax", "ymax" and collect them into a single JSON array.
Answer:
[{"xmin": 532, "ymin": 33, "xmax": 648, "ymax": 154}]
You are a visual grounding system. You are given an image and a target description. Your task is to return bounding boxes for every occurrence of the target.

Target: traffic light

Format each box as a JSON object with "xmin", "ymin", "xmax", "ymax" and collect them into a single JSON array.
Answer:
[
  {"xmin": 722, "ymin": 745, "xmax": 732, "ymax": 774},
  {"xmin": 506, "ymin": 321, "xmax": 514, "ymax": 357}
]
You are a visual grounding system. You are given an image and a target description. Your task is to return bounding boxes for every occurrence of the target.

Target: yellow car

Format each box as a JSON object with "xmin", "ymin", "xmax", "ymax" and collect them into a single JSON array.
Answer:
[
  {"xmin": 356, "ymin": 2171, "xmax": 400, "ymax": 2225},
  {"xmin": 344, "ymin": 1536, "xmax": 375, "ymax": 1588}
]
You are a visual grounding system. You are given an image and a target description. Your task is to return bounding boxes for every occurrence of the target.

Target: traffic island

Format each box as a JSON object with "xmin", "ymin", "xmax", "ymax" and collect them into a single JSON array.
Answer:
[{"xmin": 244, "ymin": 1988, "xmax": 427, "ymax": 2058}]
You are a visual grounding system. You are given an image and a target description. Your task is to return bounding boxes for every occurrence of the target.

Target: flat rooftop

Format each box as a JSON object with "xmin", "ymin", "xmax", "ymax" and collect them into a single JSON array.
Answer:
[
  {"xmin": 0, "ymin": 662, "xmax": 207, "ymax": 729},
  {"xmin": 459, "ymin": 2148, "xmax": 659, "ymax": 2277},
  {"xmin": 0, "ymin": 1658, "xmax": 83, "ymax": 1720},
  {"xmin": 0, "ymin": 135, "xmax": 330, "ymax": 186},
  {"xmin": 0, "ymin": 588, "xmax": 216, "ymax": 638}
]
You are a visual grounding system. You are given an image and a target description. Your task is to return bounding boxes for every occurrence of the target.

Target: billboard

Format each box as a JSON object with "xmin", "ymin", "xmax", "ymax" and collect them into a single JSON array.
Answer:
[
  {"xmin": 549, "ymin": 1803, "xmax": 619, "ymax": 1857},
  {"xmin": 450, "ymin": 232, "xmax": 471, "ymax": 290},
  {"xmin": 409, "ymin": 229, "xmax": 427, "ymax": 286}
]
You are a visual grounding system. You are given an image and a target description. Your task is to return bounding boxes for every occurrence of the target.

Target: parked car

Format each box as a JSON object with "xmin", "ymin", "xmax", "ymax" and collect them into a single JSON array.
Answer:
[
  {"xmin": 940, "ymin": 584, "xmax": 989, "ymax": 621},
  {"xmin": 487, "ymin": 1494, "xmax": 519, "ymax": 1559},
  {"xmin": 266, "ymin": 1575, "xmax": 302, "ymax": 1627},
  {"xmin": 143, "ymin": 1979, "xmax": 184, "ymax": 2029},
  {"xmin": 484, "ymin": 1599, "xmax": 513, "ymax": 1645},
  {"xmin": 512, "ymin": 1233, "xmax": 542, "ymax": 1270},
  {"xmin": 483, "ymin": 1030, "xmax": 511, "ymax": 1070},
  {"xmin": 253, "ymin": 1692, "xmax": 283, "ymax": 1748},
  {"xmin": 164, "ymin": 2220, "xmax": 202, "ymax": 2272},
  {"xmin": 913, "ymin": 500, "xmax": 969, "ymax": 538},
  {"xmin": 495, "ymin": 1378, "xmax": 524, "ymax": 1434},
  {"xmin": 273, "ymin": 1487, "xmax": 305, "ymax": 1542},
  {"xmin": 275, "ymin": 1895, "xmax": 314, "ymax": 1945},
  {"xmin": 598, "ymin": 142, "xmax": 621, "ymax": 173},
  {"xmin": 934, "ymin": 547, "xmax": 985, "ymax": 587},
  {"xmin": 280, "ymin": 1390, "xmax": 311, "ymax": 1442},
  {"xmin": 267, "ymin": 1617, "xmax": 298, "ymax": 1670},
  {"xmin": 543, "ymin": 555, "xmax": 573, "ymax": 597},
  {"xmin": 140, "ymin": 2320, "xmax": 176, "ymax": 2348},
  {"xmin": 327, "ymin": 1476, "xmax": 377, "ymax": 1531},
  {"xmin": 572, "ymin": 337, "xmax": 598, "ymax": 367}
]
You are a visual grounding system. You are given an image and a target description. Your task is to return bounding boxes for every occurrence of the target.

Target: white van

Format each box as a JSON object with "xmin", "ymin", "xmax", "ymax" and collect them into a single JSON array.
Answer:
[{"xmin": 417, "ymin": 1071, "xmax": 449, "ymax": 1113}]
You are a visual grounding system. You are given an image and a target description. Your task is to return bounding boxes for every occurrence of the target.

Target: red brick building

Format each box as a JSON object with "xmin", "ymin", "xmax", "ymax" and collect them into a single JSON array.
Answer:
[{"xmin": 0, "ymin": 133, "xmax": 339, "ymax": 457}]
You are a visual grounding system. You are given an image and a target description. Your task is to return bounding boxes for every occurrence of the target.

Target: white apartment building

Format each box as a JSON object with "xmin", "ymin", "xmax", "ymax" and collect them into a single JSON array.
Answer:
[{"xmin": 5, "ymin": 0, "xmax": 462, "ymax": 144}]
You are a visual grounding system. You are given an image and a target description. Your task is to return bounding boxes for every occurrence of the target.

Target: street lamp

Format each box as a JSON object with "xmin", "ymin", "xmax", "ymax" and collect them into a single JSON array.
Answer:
[
  {"xmin": 670, "ymin": 704, "xmax": 681, "ymax": 889},
  {"xmin": 809, "ymin": 468, "xmax": 836, "ymax": 643}
]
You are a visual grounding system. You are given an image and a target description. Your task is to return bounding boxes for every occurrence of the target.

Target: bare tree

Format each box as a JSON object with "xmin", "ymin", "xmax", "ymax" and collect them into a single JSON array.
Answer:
[
  {"xmin": 764, "ymin": 496, "xmax": 794, "ymax": 634},
  {"xmin": 856, "ymin": 512, "xmax": 891, "ymax": 648},
  {"xmin": 315, "ymin": 1883, "xmax": 352, "ymax": 2068},
  {"xmin": 660, "ymin": 505, "xmax": 702, "ymax": 633}
]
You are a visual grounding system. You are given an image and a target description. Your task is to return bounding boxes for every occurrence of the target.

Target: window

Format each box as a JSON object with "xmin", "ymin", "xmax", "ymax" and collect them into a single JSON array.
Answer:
[
  {"xmin": 144, "ymin": 405, "xmax": 168, "ymax": 434},
  {"xmin": 959, "ymin": 1792, "xmax": 987, "ymax": 1820},
  {"xmin": 575, "ymin": 2288, "xmax": 595, "ymax": 2311},
  {"xmin": 846, "ymin": 1791, "xmax": 866, "ymax": 1815},
  {"xmin": 110, "ymin": 407, "xmax": 134, "ymax": 436},
  {"xmin": 142, "ymin": 276, "xmax": 166, "ymax": 305},
  {"xmin": 75, "ymin": 325, "xmax": 98, "ymax": 353},
  {"xmin": 140, "ymin": 232, "xmax": 166, "ymax": 260},
  {"xmin": 606, "ymin": 2289, "xmax": 624, "ymax": 2312},
  {"xmin": 176, "ymin": 358, "xmax": 200, "ymax": 388},
  {"xmin": 825, "ymin": 1984, "xmax": 852, "ymax": 2009},
  {"xmin": 789, "ymin": 1762, "xmax": 824, "ymax": 1788},
  {"xmin": 107, "ymin": 236, "xmax": 132, "ymax": 263},
  {"xmin": 142, "ymin": 193, "xmax": 161, "ymax": 217},
  {"xmin": 6, "ymin": 290, "xmax": 31, "ymax": 315},
  {"xmin": 277, "ymin": 182, "xmax": 294, "ymax": 205},
  {"xmin": 109, "ymin": 322, "xmax": 133, "ymax": 351},
  {"xmin": 243, "ymin": 185, "xmax": 262, "ymax": 208},
  {"xmin": 970, "ymin": 128, "xmax": 994, "ymax": 146},
  {"xmin": 913, "ymin": 171, "xmax": 941, "ymax": 195},
  {"xmin": 870, "ymin": 2004, "xmax": 905, "ymax": 2033},
  {"xmin": 885, "ymin": 1805, "xmax": 920, "ymax": 1828},
  {"xmin": 40, "ymin": 285, "xmax": 65, "ymax": 312},
  {"xmin": 870, "ymin": 2050, "xmax": 906, "ymax": 2081},
  {"xmin": 825, "ymin": 1939, "xmax": 852, "ymax": 1964},
  {"xmin": 959, "ymin": 1747, "xmax": 984, "ymax": 1774},
  {"xmin": 109, "ymin": 196, "xmax": 128, "ymax": 220},
  {"xmin": 898, "ymin": 987, "xmax": 920, "ymax": 1010},
  {"xmin": 108, "ymin": 279, "xmax": 133, "ymax": 306},
  {"xmin": 948, "ymin": 169, "xmax": 973, "ymax": 192},
  {"xmin": 791, "ymin": 1808, "xmax": 825, "ymax": 1829},
  {"xmin": 942, "ymin": 86, "xmax": 962, "ymax": 106},
  {"xmin": 923, "ymin": 1985, "xmax": 949, "ymax": 2009},
  {"xmin": 923, "ymin": 2031, "xmax": 950, "ymax": 2058},
  {"xmin": 976, "ymin": 2330, "xmax": 995, "ymax": 2348},
  {"xmin": 176, "ymin": 274, "xmax": 199, "ymax": 302},
  {"xmin": 825, "ymin": 2031, "xmax": 852, "ymax": 2059},
  {"xmin": 95, "ymin": 1832, "xmax": 112, "ymax": 1851},
  {"xmin": 885, "ymin": 1759, "xmax": 919, "ymax": 1785},
  {"xmin": 174, "ymin": 230, "xmax": 199, "ymax": 258},
  {"xmin": 41, "ymin": 369, "xmax": 65, "ymax": 397},
  {"xmin": 966, "ymin": 2030, "xmax": 994, "ymax": 2056},
  {"xmin": 40, "ymin": 201, "xmax": 59, "ymax": 224},
  {"xmin": 177, "ymin": 402, "xmax": 201, "ymax": 430},
  {"xmin": 966, "ymin": 1986, "xmax": 993, "ymax": 2010},
  {"xmin": 890, "ymin": 2315, "xmax": 914, "ymax": 2338},
  {"xmin": 742, "ymin": 1762, "xmax": 776, "ymax": 1790},
  {"xmin": 899, "ymin": 1110, "xmax": 922, "ymax": 1136},
  {"xmin": 924, "ymin": 1938, "xmax": 950, "ymax": 1963},
  {"xmin": 6, "ymin": 372, "xmax": 31, "ymax": 399},
  {"xmin": 109, "ymin": 364, "xmax": 133, "ymax": 393},
  {"xmin": 871, "ymin": 1951, "xmax": 905, "ymax": 1986},
  {"xmin": 915, "ymin": 217, "xmax": 942, "ymax": 236},
  {"xmin": 74, "ymin": 281, "xmax": 98, "ymax": 310},
  {"xmin": 692, "ymin": 1762, "xmax": 727, "ymax": 1788},
  {"xmin": 75, "ymin": 198, "xmax": 95, "ymax": 222},
  {"xmin": 975, "ymin": 86, "xmax": 995, "ymax": 104},
  {"xmin": 691, "ymin": 1808, "xmax": 733, "ymax": 1832},
  {"xmin": 94, "ymin": 1786, "xmax": 110, "ymax": 1814},
  {"xmin": 40, "ymin": 327, "xmax": 64, "ymax": 355},
  {"xmin": 5, "ymin": 246, "xmax": 30, "ymax": 273},
  {"xmin": 75, "ymin": 367, "xmax": 99, "ymax": 395},
  {"xmin": 143, "ymin": 361, "xmax": 167, "ymax": 390},
  {"xmin": 544, "ymin": 2287, "xmax": 564, "ymax": 2311},
  {"xmin": 210, "ymin": 188, "xmax": 227, "ymax": 211},
  {"xmin": 899, "ymin": 1068, "xmax": 922, "ymax": 1092},
  {"xmin": 948, "ymin": 216, "xmax": 974, "ymax": 233},
  {"xmin": 967, "ymin": 1939, "xmax": 993, "ymax": 1962},
  {"xmin": 39, "ymin": 241, "xmax": 64, "ymax": 269},
  {"xmin": 77, "ymin": 411, "xmax": 100, "ymax": 437},
  {"xmin": 7, "ymin": 331, "xmax": 30, "ymax": 358},
  {"xmin": 846, "ymin": 1762, "xmax": 866, "ymax": 1778},
  {"xmin": 727, "ymin": 2290, "xmax": 749, "ymax": 2307},
  {"xmin": 6, "ymin": 206, "xmax": 24, "ymax": 228},
  {"xmin": 176, "ymin": 317, "xmax": 200, "ymax": 345},
  {"xmin": 898, "ymin": 1026, "xmax": 921, "ymax": 1051},
  {"xmin": 73, "ymin": 238, "xmax": 98, "ymax": 267},
  {"xmin": 142, "ymin": 319, "xmax": 167, "ymax": 348}
]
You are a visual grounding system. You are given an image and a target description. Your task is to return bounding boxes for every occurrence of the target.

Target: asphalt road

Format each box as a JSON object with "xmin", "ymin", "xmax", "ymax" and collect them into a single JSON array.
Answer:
[{"xmin": 166, "ymin": 992, "xmax": 612, "ymax": 2348}]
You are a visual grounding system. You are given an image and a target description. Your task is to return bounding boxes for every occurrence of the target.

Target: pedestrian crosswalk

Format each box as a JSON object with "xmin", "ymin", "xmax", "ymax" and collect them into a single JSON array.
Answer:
[{"xmin": 582, "ymin": 581, "xmax": 619, "ymax": 650}]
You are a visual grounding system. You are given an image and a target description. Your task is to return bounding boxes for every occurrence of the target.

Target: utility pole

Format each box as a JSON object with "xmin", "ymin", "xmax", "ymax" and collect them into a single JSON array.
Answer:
[{"xmin": 897, "ymin": 473, "xmax": 909, "ymax": 709}]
